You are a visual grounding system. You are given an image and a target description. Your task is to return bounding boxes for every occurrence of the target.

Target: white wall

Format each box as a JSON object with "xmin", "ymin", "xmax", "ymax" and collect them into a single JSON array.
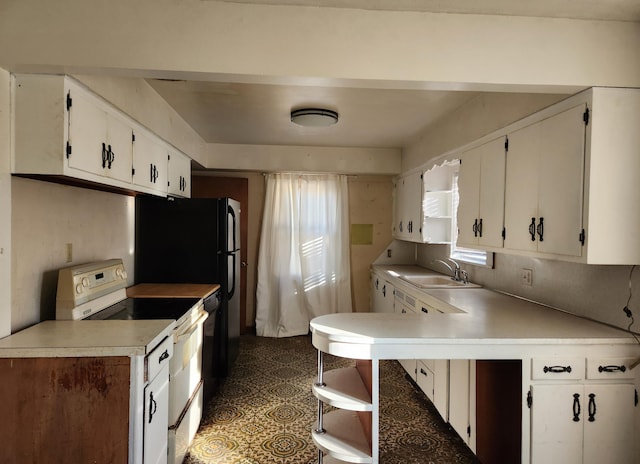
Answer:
[
  {"xmin": 11, "ymin": 178, "xmax": 134, "ymax": 332},
  {"xmin": 0, "ymin": 68, "xmax": 11, "ymax": 337}
]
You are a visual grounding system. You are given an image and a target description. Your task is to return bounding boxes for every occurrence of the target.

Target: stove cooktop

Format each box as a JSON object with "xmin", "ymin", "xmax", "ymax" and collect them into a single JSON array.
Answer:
[{"xmin": 85, "ymin": 297, "xmax": 201, "ymax": 321}]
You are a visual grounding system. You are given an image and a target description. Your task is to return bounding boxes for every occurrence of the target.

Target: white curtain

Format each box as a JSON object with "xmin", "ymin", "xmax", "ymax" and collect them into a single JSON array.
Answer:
[{"xmin": 255, "ymin": 173, "xmax": 352, "ymax": 337}]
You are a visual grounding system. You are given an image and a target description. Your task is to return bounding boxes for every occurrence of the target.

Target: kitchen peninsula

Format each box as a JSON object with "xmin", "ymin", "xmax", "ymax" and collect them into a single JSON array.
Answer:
[{"xmin": 310, "ymin": 267, "xmax": 640, "ymax": 464}]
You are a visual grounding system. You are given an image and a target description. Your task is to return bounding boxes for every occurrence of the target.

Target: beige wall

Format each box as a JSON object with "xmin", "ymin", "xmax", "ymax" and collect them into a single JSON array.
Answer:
[{"xmin": 11, "ymin": 178, "xmax": 133, "ymax": 332}]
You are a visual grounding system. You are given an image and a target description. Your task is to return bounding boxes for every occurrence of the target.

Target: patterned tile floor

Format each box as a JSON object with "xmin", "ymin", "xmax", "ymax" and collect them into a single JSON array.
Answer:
[{"xmin": 185, "ymin": 334, "xmax": 479, "ymax": 464}]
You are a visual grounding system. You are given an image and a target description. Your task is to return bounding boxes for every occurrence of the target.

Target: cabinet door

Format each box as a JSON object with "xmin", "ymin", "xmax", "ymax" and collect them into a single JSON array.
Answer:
[
  {"xmin": 504, "ymin": 121, "xmax": 541, "ymax": 252},
  {"xmin": 144, "ymin": 364, "xmax": 170, "ymax": 464},
  {"xmin": 105, "ymin": 111, "xmax": 134, "ymax": 183},
  {"xmin": 168, "ymin": 150, "xmax": 191, "ymax": 197},
  {"xmin": 530, "ymin": 384, "xmax": 584, "ymax": 464},
  {"xmin": 458, "ymin": 137, "xmax": 506, "ymax": 249},
  {"xmin": 449, "ymin": 359, "xmax": 471, "ymax": 445},
  {"xmin": 133, "ymin": 128, "xmax": 168, "ymax": 192},
  {"xmin": 393, "ymin": 172, "xmax": 423, "ymax": 241},
  {"xmin": 456, "ymin": 151, "xmax": 481, "ymax": 247},
  {"xmin": 536, "ymin": 104, "xmax": 586, "ymax": 257},
  {"xmin": 478, "ymin": 138, "xmax": 506, "ymax": 248},
  {"xmin": 67, "ymin": 86, "xmax": 110, "ymax": 176},
  {"xmin": 582, "ymin": 384, "xmax": 636, "ymax": 464}
]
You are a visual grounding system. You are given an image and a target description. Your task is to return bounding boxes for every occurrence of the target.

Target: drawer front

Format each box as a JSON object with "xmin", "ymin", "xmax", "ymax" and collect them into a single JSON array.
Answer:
[
  {"xmin": 146, "ymin": 335, "xmax": 174, "ymax": 383},
  {"xmin": 586, "ymin": 357, "xmax": 637, "ymax": 380},
  {"xmin": 531, "ymin": 357, "xmax": 583, "ymax": 380}
]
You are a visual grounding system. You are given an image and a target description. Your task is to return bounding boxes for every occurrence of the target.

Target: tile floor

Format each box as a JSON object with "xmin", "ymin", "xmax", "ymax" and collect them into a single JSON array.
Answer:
[{"xmin": 185, "ymin": 334, "xmax": 479, "ymax": 464}]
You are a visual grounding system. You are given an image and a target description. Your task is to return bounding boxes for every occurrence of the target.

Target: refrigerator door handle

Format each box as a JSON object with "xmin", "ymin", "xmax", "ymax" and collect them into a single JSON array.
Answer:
[{"xmin": 228, "ymin": 252, "xmax": 236, "ymax": 299}]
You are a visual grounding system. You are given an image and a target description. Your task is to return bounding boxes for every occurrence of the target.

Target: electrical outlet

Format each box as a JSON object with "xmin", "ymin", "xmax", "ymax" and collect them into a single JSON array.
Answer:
[
  {"xmin": 521, "ymin": 268, "xmax": 533, "ymax": 286},
  {"xmin": 65, "ymin": 243, "xmax": 73, "ymax": 263}
]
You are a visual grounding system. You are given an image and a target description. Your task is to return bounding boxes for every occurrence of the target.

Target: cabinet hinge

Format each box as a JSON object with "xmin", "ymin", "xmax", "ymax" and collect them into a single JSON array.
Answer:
[
  {"xmin": 583, "ymin": 108, "xmax": 590, "ymax": 126},
  {"xmin": 132, "ymin": 167, "xmax": 135, "ymax": 176},
  {"xmin": 66, "ymin": 91, "xmax": 72, "ymax": 111},
  {"xmin": 132, "ymin": 132, "xmax": 136, "ymax": 143},
  {"xmin": 504, "ymin": 136, "xmax": 509, "ymax": 152},
  {"xmin": 579, "ymin": 229, "xmax": 585, "ymax": 246},
  {"xmin": 66, "ymin": 141, "xmax": 72, "ymax": 158},
  {"xmin": 502, "ymin": 227, "xmax": 506, "ymax": 240},
  {"xmin": 466, "ymin": 425, "xmax": 471, "ymax": 437},
  {"xmin": 635, "ymin": 389, "xmax": 638, "ymax": 407},
  {"xmin": 527, "ymin": 390, "xmax": 533, "ymax": 408},
  {"xmin": 420, "ymin": 173, "xmax": 423, "ymax": 179}
]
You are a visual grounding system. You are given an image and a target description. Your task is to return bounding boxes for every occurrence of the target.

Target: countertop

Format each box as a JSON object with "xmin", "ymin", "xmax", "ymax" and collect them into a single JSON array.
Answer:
[
  {"xmin": 126, "ymin": 283, "xmax": 220, "ymax": 299},
  {"xmin": 311, "ymin": 265, "xmax": 640, "ymax": 361},
  {"xmin": 0, "ymin": 320, "xmax": 175, "ymax": 358}
]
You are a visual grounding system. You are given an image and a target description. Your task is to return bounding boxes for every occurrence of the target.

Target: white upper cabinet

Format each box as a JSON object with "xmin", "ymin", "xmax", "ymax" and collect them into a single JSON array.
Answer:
[
  {"xmin": 12, "ymin": 74, "xmax": 192, "ymax": 198},
  {"xmin": 167, "ymin": 149, "xmax": 191, "ymax": 198},
  {"xmin": 392, "ymin": 170, "xmax": 423, "ymax": 242},
  {"xmin": 504, "ymin": 104, "xmax": 586, "ymax": 258},
  {"xmin": 457, "ymin": 137, "xmax": 506, "ymax": 250},
  {"xmin": 132, "ymin": 126, "xmax": 168, "ymax": 194},
  {"xmin": 453, "ymin": 87, "xmax": 640, "ymax": 264}
]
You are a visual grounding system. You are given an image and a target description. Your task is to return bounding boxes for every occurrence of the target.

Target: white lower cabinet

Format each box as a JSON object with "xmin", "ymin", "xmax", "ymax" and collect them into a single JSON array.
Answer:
[
  {"xmin": 449, "ymin": 359, "xmax": 476, "ymax": 450},
  {"xmin": 529, "ymin": 357, "xmax": 637, "ymax": 464},
  {"xmin": 144, "ymin": 363, "xmax": 170, "ymax": 464},
  {"xmin": 371, "ymin": 271, "xmax": 394, "ymax": 314}
]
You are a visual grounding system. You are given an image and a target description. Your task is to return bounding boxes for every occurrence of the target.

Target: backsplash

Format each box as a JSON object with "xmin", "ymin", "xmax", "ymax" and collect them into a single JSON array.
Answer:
[
  {"xmin": 11, "ymin": 177, "xmax": 134, "ymax": 332},
  {"xmin": 417, "ymin": 244, "xmax": 640, "ymax": 333}
]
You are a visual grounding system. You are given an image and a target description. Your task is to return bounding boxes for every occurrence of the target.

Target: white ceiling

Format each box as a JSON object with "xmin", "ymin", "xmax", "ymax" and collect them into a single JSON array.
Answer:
[{"xmin": 146, "ymin": 0, "xmax": 640, "ymax": 149}]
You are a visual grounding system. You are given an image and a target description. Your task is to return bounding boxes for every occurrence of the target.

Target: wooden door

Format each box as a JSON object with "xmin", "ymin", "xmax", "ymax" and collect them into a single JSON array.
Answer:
[{"xmin": 192, "ymin": 176, "xmax": 249, "ymax": 333}]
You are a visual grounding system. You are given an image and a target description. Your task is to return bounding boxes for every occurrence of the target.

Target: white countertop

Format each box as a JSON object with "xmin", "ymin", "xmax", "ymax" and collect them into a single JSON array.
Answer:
[
  {"xmin": 0, "ymin": 320, "xmax": 176, "ymax": 358},
  {"xmin": 311, "ymin": 265, "xmax": 640, "ymax": 361}
]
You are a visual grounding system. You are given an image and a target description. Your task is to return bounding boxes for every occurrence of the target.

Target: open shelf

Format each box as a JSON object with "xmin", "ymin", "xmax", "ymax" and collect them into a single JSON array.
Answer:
[
  {"xmin": 312, "ymin": 367, "xmax": 372, "ymax": 411},
  {"xmin": 312, "ymin": 409, "xmax": 373, "ymax": 463}
]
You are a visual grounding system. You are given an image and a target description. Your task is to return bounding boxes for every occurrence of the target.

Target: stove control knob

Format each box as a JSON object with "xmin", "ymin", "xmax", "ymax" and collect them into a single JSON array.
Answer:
[
  {"xmin": 82, "ymin": 277, "xmax": 90, "ymax": 288},
  {"xmin": 115, "ymin": 267, "xmax": 127, "ymax": 280},
  {"xmin": 75, "ymin": 283, "xmax": 83, "ymax": 294}
]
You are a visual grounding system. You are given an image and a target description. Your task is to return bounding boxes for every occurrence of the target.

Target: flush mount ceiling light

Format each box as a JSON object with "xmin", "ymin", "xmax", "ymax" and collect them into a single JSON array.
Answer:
[{"xmin": 290, "ymin": 108, "xmax": 339, "ymax": 127}]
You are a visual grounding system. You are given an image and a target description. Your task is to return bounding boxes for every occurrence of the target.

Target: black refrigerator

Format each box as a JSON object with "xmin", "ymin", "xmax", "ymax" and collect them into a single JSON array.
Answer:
[{"xmin": 134, "ymin": 195, "xmax": 241, "ymax": 392}]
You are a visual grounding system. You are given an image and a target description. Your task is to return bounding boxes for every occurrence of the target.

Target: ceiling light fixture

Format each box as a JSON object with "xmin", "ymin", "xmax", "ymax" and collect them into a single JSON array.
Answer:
[{"xmin": 290, "ymin": 108, "xmax": 339, "ymax": 127}]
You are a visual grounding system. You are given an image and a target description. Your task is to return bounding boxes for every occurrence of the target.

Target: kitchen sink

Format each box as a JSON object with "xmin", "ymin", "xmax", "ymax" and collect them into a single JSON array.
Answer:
[{"xmin": 399, "ymin": 275, "xmax": 481, "ymax": 288}]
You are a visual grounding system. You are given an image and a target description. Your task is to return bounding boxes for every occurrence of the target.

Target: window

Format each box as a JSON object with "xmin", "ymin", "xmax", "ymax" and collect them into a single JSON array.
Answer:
[{"xmin": 450, "ymin": 169, "xmax": 494, "ymax": 267}]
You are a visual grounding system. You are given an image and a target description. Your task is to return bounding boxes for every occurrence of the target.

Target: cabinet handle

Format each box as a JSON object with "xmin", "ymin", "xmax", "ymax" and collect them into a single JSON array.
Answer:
[
  {"xmin": 543, "ymin": 365, "xmax": 572, "ymax": 374},
  {"xmin": 149, "ymin": 163, "xmax": 154, "ymax": 182},
  {"xmin": 536, "ymin": 217, "xmax": 544, "ymax": 241},
  {"xmin": 420, "ymin": 368, "xmax": 428, "ymax": 377},
  {"xmin": 478, "ymin": 218, "xmax": 483, "ymax": 237},
  {"xmin": 101, "ymin": 143, "xmax": 108, "ymax": 168},
  {"xmin": 598, "ymin": 364, "xmax": 626, "ymax": 373},
  {"xmin": 588, "ymin": 393, "xmax": 596, "ymax": 422},
  {"xmin": 473, "ymin": 218, "xmax": 478, "ymax": 237},
  {"xmin": 572, "ymin": 393, "xmax": 581, "ymax": 422},
  {"xmin": 401, "ymin": 309, "xmax": 407, "ymax": 314},
  {"xmin": 148, "ymin": 391, "xmax": 157, "ymax": 423},
  {"xmin": 107, "ymin": 145, "xmax": 114, "ymax": 168},
  {"xmin": 375, "ymin": 278, "xmax": 379, "ymax": 290},
  {"xmin": 399, "ymin": 220, "xmax": 403, "ymax": 232},
  {"xmin": 421, "ymin": 307, "xmax": 428, "ymax": 314},
  {"xmin": 529, "ymin": 217, "xmax": 536, "ymax": 241},
  {"xmin": 158, "ymin": 349, "xmax": 169, "ymax": 363},
  {"xmin": 382, "ymin": 285, "xmax": 386, "ymax": 297}
]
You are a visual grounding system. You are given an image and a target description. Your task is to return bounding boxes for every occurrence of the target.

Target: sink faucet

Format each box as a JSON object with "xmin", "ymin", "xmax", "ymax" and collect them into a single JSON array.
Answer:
[{"xmin": 432, "ymin": 258, "xmax": 469, "ymax": 283}]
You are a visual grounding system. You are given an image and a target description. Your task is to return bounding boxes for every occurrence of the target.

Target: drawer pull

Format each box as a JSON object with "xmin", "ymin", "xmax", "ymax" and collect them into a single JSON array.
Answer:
[
  {"xmin": 598, "ymin": 364, "xmax": 626, "ymax": 373},
  {"xmin": 421, "ymin": 307, "xmax": 429, "ymax": 314},
  {"xmin": 543, "ymin": 365, "xmax": 572, "ymax": 374},
  {"xmin": 420, "ymin": 368, "xmax": 428, "ymax": 377},
  {"xmin": 158, "ymin": 349, "xmax": 170, "ymax": 364}
]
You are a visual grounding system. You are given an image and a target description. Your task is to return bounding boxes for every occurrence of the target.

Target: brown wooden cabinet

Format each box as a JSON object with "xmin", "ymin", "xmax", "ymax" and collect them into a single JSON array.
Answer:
[{"xmin": 0, "ymin": 356, "xmax": 131, "ymax": 464}]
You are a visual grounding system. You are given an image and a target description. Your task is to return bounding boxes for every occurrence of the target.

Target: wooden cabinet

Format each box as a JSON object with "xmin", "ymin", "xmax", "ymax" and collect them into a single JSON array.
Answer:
[
  {"xmin": 457, "ymin": 136, "xmax": 506, "ymax": 250},
  {"xmin": 0, "ymin": 322, "xmax": 174, "ymax": 464},
  {"xmin": 167, "ymin": 149, "xmax": 191, "ymax": 197},
  {"xmin": 133, "ymin": 125, "xmax": 168, "ymax": 194},
  {"xmin": 393, "ymin": 170, "xmax": 423, "ymax": 241},
  {"xmin": 504, "ymin": 104, "xmax": 586, "ymax": 258},
  {"xmin": 12, "ymin": 73, "xmax": 192, "ymax": 198},
  {"xmin": 529, "ymin": 357, "xmax": 637, "ymax": 464}
]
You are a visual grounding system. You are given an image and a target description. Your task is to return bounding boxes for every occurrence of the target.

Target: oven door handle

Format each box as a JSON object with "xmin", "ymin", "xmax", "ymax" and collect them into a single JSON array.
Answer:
[{"xmin": 175, "ymin": 308, "xmax": 209, "ymax": 343}]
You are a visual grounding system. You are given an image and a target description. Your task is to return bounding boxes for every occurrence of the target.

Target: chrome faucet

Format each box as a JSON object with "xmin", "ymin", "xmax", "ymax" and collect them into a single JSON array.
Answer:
[{"xmin": 432, "ymin": 258, "xmax": 469, "ymax": 283}]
